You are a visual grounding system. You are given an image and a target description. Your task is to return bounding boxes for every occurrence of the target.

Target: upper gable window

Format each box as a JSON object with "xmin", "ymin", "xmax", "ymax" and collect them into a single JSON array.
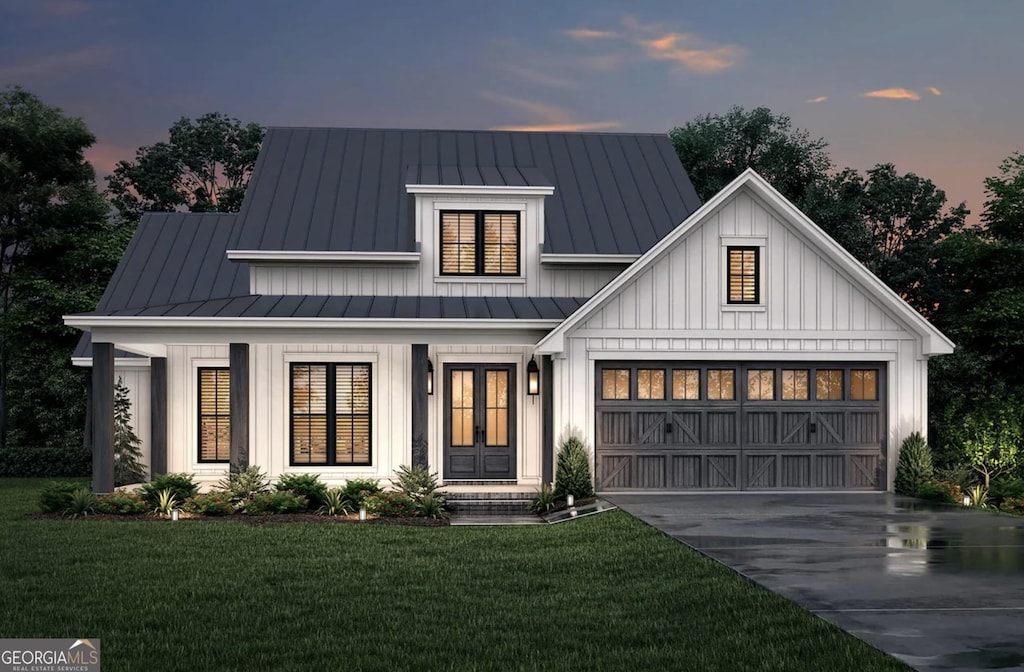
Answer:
[
  {"xmin": 440, "ymin": 211, "xmax": 519, "ymax": 276},
  {"xmin": 726, "ymin": 246, "xmax": 759, "ymax": 304}
]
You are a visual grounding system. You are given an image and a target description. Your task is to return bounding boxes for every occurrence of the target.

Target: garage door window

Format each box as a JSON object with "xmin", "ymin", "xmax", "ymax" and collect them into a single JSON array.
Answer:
[
  {"xmin": 637, "ymin": 369, "xmax": 665, "ymax": 399},
  {"xmin": 781, "ymin": 369, "xmax": 809, "ymax": 400},
  {"xmin": 707, "ymin": 369, "xmax": 735, "ymax": 400},
  {"xmin": 602, "ymin": 369, "xmax": 630, "ymax": 400},
  {"xmin": 816, "ymin": 369, "xmax": 843, "ymax": 400},
  {"xmin": 746, "ymin": 369, "xmax": 775, "ymax": 400},
  {"xmin": 850, "ymin": 370, "xmax": 878, "ymax": 400},
  {"xmin": 672, "ymin": 369, "xmax": 700, "ymax": 400}
]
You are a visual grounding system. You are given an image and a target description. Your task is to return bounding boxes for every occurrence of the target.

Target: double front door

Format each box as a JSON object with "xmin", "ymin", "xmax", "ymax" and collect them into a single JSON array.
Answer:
[{"xmin": 443, "ymin": 364, "xmax": 516, "ymax": 480}]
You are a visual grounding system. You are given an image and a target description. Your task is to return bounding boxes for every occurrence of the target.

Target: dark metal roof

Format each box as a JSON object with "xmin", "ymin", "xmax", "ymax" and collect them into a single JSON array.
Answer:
[
  {"xmin": 72, "ymin": 332, "xmax": 143, "ymax": 359},
  {"xmin": 87, "ymin": 295, "xmax": 587, "ymax": 321},
  {"xmin": 233, "ymin": 128, "xmax": 701, "ymax": 255}
]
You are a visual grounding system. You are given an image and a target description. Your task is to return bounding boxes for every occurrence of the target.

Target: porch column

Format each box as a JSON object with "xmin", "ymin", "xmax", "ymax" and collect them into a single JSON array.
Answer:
[
  {"xmin": 229, "ymin": 343, "xmax": 249, "ymax": 473},
  {"xmin": 411, "ymin": 344, "xmax": 428, "ymax": 468},
  {"xmin": 541, "ymin": 354, "xmax": 554, "ymax": 484},
  {"xmin": 150, "ymin": 357, "xmax": 168, "ymax": 476},
  {"xmin": 92, "ymin": 342, "xmax": 115, "ymax": 494}
]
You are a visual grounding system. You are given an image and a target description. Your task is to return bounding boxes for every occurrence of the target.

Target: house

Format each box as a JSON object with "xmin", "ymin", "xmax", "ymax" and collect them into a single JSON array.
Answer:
[{"xmin": 66, "ymin": 128, "xmax": 953, "ymax": 494}]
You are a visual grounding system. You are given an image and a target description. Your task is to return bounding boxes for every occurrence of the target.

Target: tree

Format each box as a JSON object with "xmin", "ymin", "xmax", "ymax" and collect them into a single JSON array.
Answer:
[
  {"xmin": 106, "ymin": 112, "xmax": 264, "ymax": 221},
  {"xmin": 982, "ymin": 151, "xmax": 1024, "ymax": 242},
  {"xmin": 669, "ymin": 106, "xmax": 832, "ymax": 206},
  {"xmin": 947, "ymin": 395, "xmax": 1023, "ymax": 488},
  {"xmin": 113, "ymin": 377, "xmax": 146, "ymax": 486},
  {"xmin": 0, "ymin": 86, "xmax": 123, "ymax": 450}
]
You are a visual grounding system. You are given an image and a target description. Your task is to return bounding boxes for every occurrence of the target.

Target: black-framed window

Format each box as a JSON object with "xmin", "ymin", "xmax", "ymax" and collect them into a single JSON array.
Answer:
[
  {"xmin": 440, "ymin": 210, "xmax": 520, "ymax": 276},
  {"xmin": 198, "ymin": 368, "xmax": 230, "ymax": 462},
  {"xmin": 290, "ymin": 363, "xmax": 372, "ymax": 466},
  {"xmin": 727, "ymin": 246, "xmax": 759, "ymax": 304}
]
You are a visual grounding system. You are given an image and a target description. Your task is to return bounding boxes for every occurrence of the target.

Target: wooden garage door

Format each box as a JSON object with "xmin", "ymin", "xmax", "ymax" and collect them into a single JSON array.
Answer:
[{"xmin": 594, "ymin": 362, "xmax": 886, "ymax": 491}]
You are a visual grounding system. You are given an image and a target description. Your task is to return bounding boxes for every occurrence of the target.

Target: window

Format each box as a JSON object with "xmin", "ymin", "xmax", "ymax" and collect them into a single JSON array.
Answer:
[
  {"xmin": 727, "ymin": 246, "xmax": 759, "ymax": 304},
  {"xmin": 781, "ymin": 370, "xmax": 809, "ymax": 400},
  {"xmin": 816, "ymin": 369, "xmax": 843, "ymax": 400},
  {"xmin": 601, "ymin": 369, "xmax": 630, "ymax": 400},
  {"xmin": 198, "ymin": 368, "xmax": 230, "ymax": 462},
  {"xmin": 746, "ymin": 369, "xmax": 775, "ymax": 400},
  {"xmin": 707, "ymin": 369, "xmax": 735, "ymax": 400},
  {"xmin": 291, "ymin": 363, "xmax": 371, "ymax": 466},
  {"xmin": 440, "ymin": 211, "xmax": 519, "ymax": 276},
  {"xmin": 672, "ymin": 369, "xmax": 700, "ymax": 400},
  {"xmin": 850, "ymin": 370, "xmax": 878, "ymax": 400},
  {"xmin": 637, "ymin": 369, "xmax": 665, "ymax": 400}
]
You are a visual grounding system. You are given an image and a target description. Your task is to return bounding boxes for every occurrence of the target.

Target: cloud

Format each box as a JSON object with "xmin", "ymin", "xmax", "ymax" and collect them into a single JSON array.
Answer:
[
  {"xmin": 805, "ymin": 96, "xmax": 828, "ymax": 104},
  {"xmin": 927, "ymin": 86, "xmax": 942, "ymax": 96},
  {"xmin": 862, "ymin": 88, "xmax": 921, "ymax": 100},
  {"xmin": 639, "ymin": 32, "xmax": 744, "ymax": 73},
  {"xmin": 0, "ymin": 46, "xmax": 114, "ymax": 79},
  {"xmin": 564, "ymin": 28, "xmax": 616, "ymax": 40},
  {"xmin": 40, "ymin": 0, "xmax": 90, "ymax": 17},
  {"xmin": 492, "ymin": 122, "xmax": 622, "ymax": 132},
  {"xmin": 479, "ymin": 91, "xmax": 569, "ymax": 124},
  {"xmin": 499, "ymin": 64, "xmax": 579, "ymax": 89}
]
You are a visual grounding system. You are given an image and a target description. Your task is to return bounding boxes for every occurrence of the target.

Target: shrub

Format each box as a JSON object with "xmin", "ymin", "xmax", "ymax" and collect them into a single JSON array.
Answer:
[
  {"xmin": 95, "ymin": 490, "xmax": 148, "ymax": 515},
  {"xmin": 39, "ymin": 481, "xmax": 83, "ymax": 513},
  {"xmin": 317, "ymin": 488, "xmax": 352, "ymax": 516},
  {"xmin": 365, "ymin": 491, "xmax": 416, "ymax": 518},
  {"xmin": 342, "ymin": 478, "xmax": 381, "ymax": 507},
  {"xmin": 392, "ymin": 464, "xmax": 446, "ymax": 516},
  {"xmin": 964, "ymin": 484, "xmax": 990, "ymax": 508},
  {"xmin": 531, "ymin": 482, "xmax": 557, "ymax": 513},
  {"xmin": 141, "ymin": 473, "xmax": 198, "ymax": 508},
  {"xmin": 999, "ymin": 497, "xmax": 1024, "ymax": 515},
  {"xmin": 417, "ymin": 492, "xmax": 447, "ymax": 519},
  {"xmin": 153, "ymin": 489, "xmax": 178, "ymax": 516},
  {"xmin": 63, "ymin": 487, "xmax": 97, "ymax": 518},
  {"xmin": 915, "ymin": 479, "xmax": 962, "ymax": 504},
  {"xmin": 1, "ymin": 446, "xmax": 90, "ymax": 478},
  {"xmin": 244, "ymin": 490, "xmax": 308, "ymax": 515},
  {"xmin": 894, "ymin": 432, "xmax": 933, "ymax": 495},
  {"xmin": 217, "ymin": 466, "xmax": 270, "ymax": 504},
  {"xmin": 275, "ymin": 473, "xmax": 327, "ymax": 510},
  {"xmin": 182, "ymin": 492, "xmax": 235, "ymax": 516},
  {"xmin": 990, "ymin": 477, "xmax": 1024, "ymax": 506},
  {"xmin": 113, "ymin": 377, "xmax": 147, "ymax": 486},
  {"xmin": 554, "ymin": 436, "xmax": 593, "ymax": 500},
  {"xmin": 935, "ymin": 463, "xmax": 977, "ymax": 491}
]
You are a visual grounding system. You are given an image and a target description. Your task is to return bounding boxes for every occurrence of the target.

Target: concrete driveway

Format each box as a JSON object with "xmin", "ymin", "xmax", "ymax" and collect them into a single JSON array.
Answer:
[{"xmin": 606, "ymin": 493, "xmax": 1024, "ymax": 671}]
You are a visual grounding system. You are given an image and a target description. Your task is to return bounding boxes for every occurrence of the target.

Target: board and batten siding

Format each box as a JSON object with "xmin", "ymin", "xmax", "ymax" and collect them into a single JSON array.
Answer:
[
  {"xmin": 161, "ymin": 342, "xmax": 544, "ymax": 487},
  {"xmin": 249, "ymin": 194, "xmax": 624, "ymax": 298},
  {"xmin": 113, "ymin": 364, "xmax": 152, "ymax": 479},
  {"xmin": 554, "ymin": 187, "xmax": 930, "ymax": 491}
]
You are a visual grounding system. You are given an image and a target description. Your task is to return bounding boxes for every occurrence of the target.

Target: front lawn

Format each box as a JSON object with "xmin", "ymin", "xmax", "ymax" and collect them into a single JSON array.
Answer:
[{"xmin": 0, "ymin": 478, "xmax": 907, "ymax": 671}]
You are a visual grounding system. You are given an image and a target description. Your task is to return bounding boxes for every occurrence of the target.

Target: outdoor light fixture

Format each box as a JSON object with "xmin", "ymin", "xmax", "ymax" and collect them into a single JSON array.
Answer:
[
  {"xmin": 566, "ymin": 494, "xmax": 575, "ymax": 507},
  {"xmin": 171, "ymin": 509, "xmax": 179, "ymax": 522},
  {"xmin": 427, "ymin": 359, "xmax": 434, "ymax": 396},
  {"xmin": 963, "ymin": 494, "xmax": 972, "ymax": 506},
  {"xmin": 527, "ymin": 356, "xmax": 540, "ymax": 396},
  {"xmin": 359, "ymin": 506, "xmax": 367, "ymax": 522}
]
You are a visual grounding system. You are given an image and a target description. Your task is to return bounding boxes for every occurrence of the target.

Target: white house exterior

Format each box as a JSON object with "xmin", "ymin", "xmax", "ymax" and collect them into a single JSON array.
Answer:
[{"xmin": 67, "ymin": 129, "xmax": 952, "ymax": 494}]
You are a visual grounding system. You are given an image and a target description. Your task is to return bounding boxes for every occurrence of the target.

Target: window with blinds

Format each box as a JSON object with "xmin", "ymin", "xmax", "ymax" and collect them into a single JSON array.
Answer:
[
  {"xmin": 440, "ymin": 211, "xmax": 519, "ymax": 276},
  {"xmin": 198, "ymin": 368, "xmax": 230, "ymax": 462},
  {"xmin": 291, "ymin": 363, "xmax": 372, "ymax": 466},
  {"xmin": 727, "ymin": 246, "xmax": 759, "ymax": 304}
]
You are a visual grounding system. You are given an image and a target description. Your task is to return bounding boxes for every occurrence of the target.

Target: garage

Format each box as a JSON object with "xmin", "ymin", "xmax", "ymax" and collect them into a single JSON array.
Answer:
[{"xmin": 594, "ymin": 362, "xmax": 886, "ymax": 491}]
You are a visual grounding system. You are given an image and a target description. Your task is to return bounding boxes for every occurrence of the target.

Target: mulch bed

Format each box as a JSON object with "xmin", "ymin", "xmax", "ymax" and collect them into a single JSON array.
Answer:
[{"xmin": 24, "ymin": 512, "xmax": 449, "ymax": 526}]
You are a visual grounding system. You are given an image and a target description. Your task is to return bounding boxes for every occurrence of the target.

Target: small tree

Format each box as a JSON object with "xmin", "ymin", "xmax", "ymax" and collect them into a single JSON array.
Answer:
[
  {"xmin": 894, "ymin": 432, "xmax": 933, "ymax": 495},
  {"xmin": 949, "ymin": 396, "xmax": 1023, "ymax": 488},
  {"xmin": 554, "ymin": 435, "xmax": 594, "ymax": 500},
  {"xmin": 113, "ymin": 377, "xmax": 146, "ymax": 486}
]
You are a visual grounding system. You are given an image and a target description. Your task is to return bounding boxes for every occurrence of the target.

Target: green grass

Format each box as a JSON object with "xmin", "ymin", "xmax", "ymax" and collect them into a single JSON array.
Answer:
[{"xmin": 0, "ymin": 478, "xmax": 907, "ymax": 671}]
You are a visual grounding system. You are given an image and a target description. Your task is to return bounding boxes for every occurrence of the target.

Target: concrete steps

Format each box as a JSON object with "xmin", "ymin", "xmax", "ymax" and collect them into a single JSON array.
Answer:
[{"xmin": 443, "ymin": 490, "xmax": 536, "ymax": 516}]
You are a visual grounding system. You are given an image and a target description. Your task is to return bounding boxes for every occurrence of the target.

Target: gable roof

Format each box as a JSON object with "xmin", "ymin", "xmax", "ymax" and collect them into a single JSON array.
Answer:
[
  {"xmin": 232, "ymin": 128, "xmax": 701, "ymax": 255},
  {"xmin": 535, "ymin": 168, "xmax": 955, "ymax": 356}
]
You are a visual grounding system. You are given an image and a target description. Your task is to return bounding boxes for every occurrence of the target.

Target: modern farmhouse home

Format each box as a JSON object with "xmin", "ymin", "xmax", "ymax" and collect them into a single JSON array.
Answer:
[{"xmin": 66, "ymin": 128, "xmax": 953, "ymax": 494}]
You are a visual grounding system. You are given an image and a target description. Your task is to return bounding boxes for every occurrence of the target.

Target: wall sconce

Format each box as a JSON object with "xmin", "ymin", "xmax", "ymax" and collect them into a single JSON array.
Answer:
[
  {"xmin": 427, "ymin": 359, "xmax": 434, "ymax": 396},
  {"xmin": 527, "ymin": 356, "xmax": 540, "ymax": 396}
]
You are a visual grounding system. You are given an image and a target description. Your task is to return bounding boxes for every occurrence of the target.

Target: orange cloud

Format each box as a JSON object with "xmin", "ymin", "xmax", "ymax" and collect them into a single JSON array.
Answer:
[
  {"xmin": 862, "ymin": 88, "xmax": 921, "ymax": 100},
  {"xmin": 805, "ymin": 96, "xmax": 828, "ymax": 103},
  {"xmin": 492, "ymin": 122, "xmax": 622, "ymax": 132},
  {"xmin": 564, "ymin": 28, "xmax": 616, "ymax": 40},
  {"xmin": 927, "ymin": 86, "xmax": 942, "ymax": 96},
  {"xmin": 639, "ymin": 33, "xmax": 743, "ymax": 73}
]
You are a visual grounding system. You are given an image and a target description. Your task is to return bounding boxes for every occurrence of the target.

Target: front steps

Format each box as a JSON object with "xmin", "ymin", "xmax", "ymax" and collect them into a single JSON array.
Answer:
[{"xmin": 443, "ymin": 490, "xmax": 536, "ymax": 516}]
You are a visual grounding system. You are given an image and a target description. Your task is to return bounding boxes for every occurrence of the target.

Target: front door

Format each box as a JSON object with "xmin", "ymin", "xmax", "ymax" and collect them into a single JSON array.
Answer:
[{"xmin": 443, "ymin": 364, "xmax": 516, "ymax": 480}]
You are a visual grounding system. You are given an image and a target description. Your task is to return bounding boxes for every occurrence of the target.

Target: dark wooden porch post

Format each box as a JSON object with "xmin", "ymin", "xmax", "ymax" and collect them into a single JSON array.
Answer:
[
  {"xmin": 150, "ymin": 357, "xmax": 168, "ymax": 477},
  {"xmin": 542, "ymin": 354, "xmax": 554, "ymax": 485},
  {"xmin": 92, "ymin": 342, "xmax": 115, "ymax": 494},
  {"xmin": 229, "ymin": 343, "xmax": 249, "ymax": 473},
  {"xmin": 411, "ymin": 344, "xmax": 428, "ymax": 468}
]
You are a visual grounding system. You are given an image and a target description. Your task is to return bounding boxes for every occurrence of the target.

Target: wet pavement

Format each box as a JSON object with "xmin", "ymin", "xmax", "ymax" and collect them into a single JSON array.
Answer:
[{"xmin": 606, "ymin": 493, "xmax": 1024, "ymax": 671}]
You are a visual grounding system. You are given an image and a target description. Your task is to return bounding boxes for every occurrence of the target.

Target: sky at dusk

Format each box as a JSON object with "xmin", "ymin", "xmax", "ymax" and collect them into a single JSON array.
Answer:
[{"xmin": 2, "ymin": 0, "xmax": 1022, "ymax": 221}]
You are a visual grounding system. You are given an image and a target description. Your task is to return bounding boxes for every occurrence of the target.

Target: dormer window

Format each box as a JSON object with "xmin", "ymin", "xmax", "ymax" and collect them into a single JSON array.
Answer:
[{"xmin": 440, "ymin": 211, "xmax": 520, "ymax": 276}]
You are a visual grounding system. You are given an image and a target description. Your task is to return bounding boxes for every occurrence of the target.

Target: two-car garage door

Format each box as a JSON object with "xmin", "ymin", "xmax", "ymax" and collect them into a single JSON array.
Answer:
[{"xmin": 594, "ymin": 362, "xmax": 886, "ymax": 491}]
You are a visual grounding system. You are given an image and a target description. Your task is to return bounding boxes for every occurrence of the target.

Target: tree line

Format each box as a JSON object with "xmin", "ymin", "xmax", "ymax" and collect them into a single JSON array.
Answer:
[{"xmin": 0, "ymin": 86, "xmax": 1020, "ymax": 480}]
